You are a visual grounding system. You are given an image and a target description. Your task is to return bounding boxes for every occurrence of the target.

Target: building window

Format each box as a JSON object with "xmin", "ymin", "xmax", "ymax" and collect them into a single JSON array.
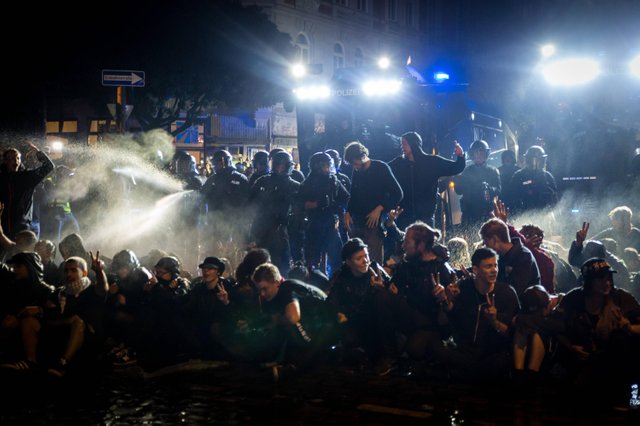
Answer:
[
  {"xmin": 388, "ymin": 0, "xmax": 397, "ymax": 21},
  {"xmin": 357, "ymin": 0, "xmax": 367, "ymax": 12},
  {"xmin": 46, "ymin": 121, "xmax": 60, "ymax": 133},
  {"xmin": 333, "ymin": 43, "xmax": 345, "ymax": 70},
  {"xmin": 354, "ymin": 48, "xmax": 364, "ymax": 67},
  {"xmin": 406, "ymin": 0, "xmax": 414, "ymax": 27},
  {"xmin": 296, "ymin": 33, "xmax": 310, "ymax": 64},
  {"xmin": 62, "ymin": 121, "xmax": 78, "ymax": 133}
]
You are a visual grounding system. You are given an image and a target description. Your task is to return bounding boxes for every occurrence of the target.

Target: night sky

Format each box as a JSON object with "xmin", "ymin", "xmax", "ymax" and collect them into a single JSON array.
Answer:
[{"xmin": 1, "ymin": 0, "xmax": 638, "ymax": 133}]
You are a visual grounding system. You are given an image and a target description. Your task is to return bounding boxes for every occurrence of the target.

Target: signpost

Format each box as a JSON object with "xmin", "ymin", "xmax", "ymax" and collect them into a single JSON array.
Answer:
[
  {"xmin": 102, "ymin": 69, "xmax": 145, "ymax": 132},
  {"xmin": 102, "ymin": 70, "xmax": 145, "ymax": 87}
]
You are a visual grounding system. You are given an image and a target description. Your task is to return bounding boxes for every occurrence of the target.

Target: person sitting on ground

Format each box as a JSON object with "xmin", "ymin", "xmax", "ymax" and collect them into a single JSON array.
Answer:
[
  {"xmin": 433, "ymin": 247, "xmax": 520, "ymax": 380},
  {"xmin": 42, "ymin": 252, "xmax": 108, "ymax": 377},
  {"xmin": 252, "ymin": 262, "xmax": 329, "ymax": 381},
  {"xmin": 592, "ymin": 206, "xmax": 640, "ymax": 252},
  {"xmin": 182, "ymin": 256, "xmax": 234, "ymax": 360},
  {"xmin": 552, "ymin": 258, "xmax": 640, "ymax": 384},
  {"xmin": 327, "ymin": 238, "xmax": 397, "ymax": 374},
  {"xmin": 0, "ymin": 252, "xmax": 54, "ymax": 371},
  {"xmin": 512, "ymin": 284, "xmax": 562, "ymax": 386},
  {"xmin": 569, "ymin": 222, "xmax": 631, "ymax": 294},
  {"xmin": 479, "ymin": 216, "xmax": 540, "ymax": 298},
  {"xmin": 35, "ymin": 239, "xmax": 59, "ymax": 287}
]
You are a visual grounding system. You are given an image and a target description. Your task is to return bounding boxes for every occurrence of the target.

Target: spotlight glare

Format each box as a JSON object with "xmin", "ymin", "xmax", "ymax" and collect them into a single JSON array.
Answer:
[
  {"xmin": 630, "ymin": 55, "xmax": 640, "ymax": 78},
  {"xmin": 291, "ymin": 63, "xmax": 306, "ymax": 78},
  {"xmin": 541, "ymin": 44, "xmax": 556, "ymax": 58},
  {"xmin": 542, "ymin": 58, "xmax": 600, "ymax": 86},
  {"xmin": 377, "ymin": 57, "xmax": 390, "ymax": 69}
]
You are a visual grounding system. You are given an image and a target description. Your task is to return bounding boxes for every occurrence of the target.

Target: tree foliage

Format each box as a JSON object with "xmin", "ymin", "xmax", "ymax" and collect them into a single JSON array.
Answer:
[{"xmin": 36, "ymin": 0, "xmax": 294, "ymax": 134}]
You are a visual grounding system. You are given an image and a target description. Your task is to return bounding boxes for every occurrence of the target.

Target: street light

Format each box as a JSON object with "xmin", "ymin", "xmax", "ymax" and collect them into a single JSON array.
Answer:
[
  {"xmin": 542, "ymin": 57, "xmax": 601, "ymax": 86},
  {"xmin": 291, "ymin": 63, "xmax": 307, "ymax": 79},
  {"xmin": 377, "ymin": 57, "xmax": 390, "ymax": 69},
  {"xmin": 541, "ymin": 44, "xmax": 556, "ymax": 58},
  {"xmin": 630, "ymin": 55, "xmax": 640, "ymax": 78}
]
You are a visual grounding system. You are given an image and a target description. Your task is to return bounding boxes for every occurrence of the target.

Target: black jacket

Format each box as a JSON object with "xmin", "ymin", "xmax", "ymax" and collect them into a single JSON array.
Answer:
[
  {"xmin": 0, "ymin": 151, "xmax": 54, "ymax": 237},
  {"xmin": 389, "ymin": 142, "xmax": 464, "ymax": 225}
]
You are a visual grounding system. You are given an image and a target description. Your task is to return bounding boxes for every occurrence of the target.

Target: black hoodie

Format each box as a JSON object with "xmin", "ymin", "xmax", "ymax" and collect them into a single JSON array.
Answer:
[
  {"xmin": 0, "ymin": 150, "xmax": 54, "ymax": 237},
  {"xmin": 1, "ymin": 252, "xmax": 54, "ymax": 317},
  {"xmin": 388, "ymin": 133, "xmax": 465, "ymax": 226}
]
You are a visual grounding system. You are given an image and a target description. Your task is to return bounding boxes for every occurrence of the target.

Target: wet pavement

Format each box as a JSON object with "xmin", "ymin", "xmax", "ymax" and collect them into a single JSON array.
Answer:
[{"xmin": 1, "ymin": 360, "xmax": 639, "ymax": 425}]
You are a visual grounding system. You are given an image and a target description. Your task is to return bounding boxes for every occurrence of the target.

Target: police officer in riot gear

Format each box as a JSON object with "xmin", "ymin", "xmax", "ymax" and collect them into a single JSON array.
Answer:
[
  {"xmin": 453, "ymin": 140, "xmax": 501, "ymax": 225},
  {"xmin": 249, "ymin": 150, "xmax": 270, "ymax": 187},
  {"xmin": 299, "ymin": 152, "xmax": 350, "ymax": 275},
  {"xmin": 170, "ymin": 151, "xmax": 202, "ymax": 191},
  {"xmin": 509, "ymin": 145, "xmax": 558, "ymax": 212},
  {"xmin": 250, "ymin": 150, "xmax": 301, "ymax": 275},
  {"xmin": 202, "ymin": 150, "xmax": 250, "ymax": 245}
]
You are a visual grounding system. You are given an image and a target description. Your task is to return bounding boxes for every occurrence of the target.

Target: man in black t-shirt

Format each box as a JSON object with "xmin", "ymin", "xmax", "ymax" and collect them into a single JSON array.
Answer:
[{"xmin": 252, "ymin": 262, "xmax": 328, "ymax": 379}]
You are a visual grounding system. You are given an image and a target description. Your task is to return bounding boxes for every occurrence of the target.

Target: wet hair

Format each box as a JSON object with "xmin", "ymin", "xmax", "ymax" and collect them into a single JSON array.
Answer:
[
  {"xmin": 405, "ymin": 221, "xmax": 441, "ymax": 251},
  {"xmin": 252, "ymin": 262, "xmax": 281, "ymax": 284},
  {"xmin": 520, "ymin": 224, "xmax": 544, "ymax": 239},
  {"xmin": 479, "ymin": 218, "xmax": 510, "ymax": 243},
  {"xmin": 401, "ymin": 132, "xmax": 423, "ymax": 149},
  {"xmin": 3, "ymin": 148, "xmax": 20, "ymax": 159},
  {"xmin": 609, "ymin": 206, "xmax": 632, "ymax": 224},
  {"xmin": 65, "ymin": 256, "xmax": 88, "ymax": 272},
  {"xmin": 599, "ymin": 238, "xmax": 618, "ymax": 256},
  {"xmin": 521, "ymin": 285, "xmax": 550, "ymax": 313},
  {"xmin": 15, "ymin": 230, "xmax": 37, "ymax": 247},
  {"xmin": 471, "ymin": 247, "xmax": 498, "ymax": 267},
  {"xmin": 447, "ymin": 237, "xmax": 471, "ymax": 266},
  {"xmin": 343, "ymin": 141, "xmax": 368, "ymax": 164},
  {"xmin": 235, "ymin": 248, "xmax": 271, "ymax": 284},
  {"xmin": 35, "ymin": 240, "xmax": 57, "ymax": 259}
]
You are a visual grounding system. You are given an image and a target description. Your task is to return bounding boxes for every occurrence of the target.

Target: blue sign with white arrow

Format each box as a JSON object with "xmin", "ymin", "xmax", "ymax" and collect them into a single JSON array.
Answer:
[{"xmin": 102, "ymin": 69, "xmax": 145, "ymax": 87}]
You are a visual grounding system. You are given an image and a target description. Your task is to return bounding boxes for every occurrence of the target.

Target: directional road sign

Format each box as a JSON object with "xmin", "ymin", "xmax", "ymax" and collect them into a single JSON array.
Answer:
[{"xmin": 102, "ymin": 70, "xmax": 145, "ymax": 87}]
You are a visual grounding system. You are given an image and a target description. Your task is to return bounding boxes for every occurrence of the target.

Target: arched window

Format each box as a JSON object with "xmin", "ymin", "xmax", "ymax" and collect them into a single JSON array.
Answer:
[
  {"xmin": 333, "ymin": 43, "xmax": 344, "ymax": 70},
  {"xmin": 296, "ymin": 33, "xmax": 310, "ymax": 63},
  {"xmin": 354, "ymin": 48, "xmax": 364, "ymax": 67}
]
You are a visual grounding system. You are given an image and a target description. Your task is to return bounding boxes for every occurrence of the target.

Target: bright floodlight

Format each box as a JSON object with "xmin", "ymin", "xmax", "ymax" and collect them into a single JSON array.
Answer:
[
  {"xmin": 291, "ymin": 63, "xmax": 306, "ymax": 78},
  {"xmin": 362, "ymin": 79, "xmax": 402, "ymax": 96},
  {"xmin": 630, "ymin": 55, "xmax": 640, "ymax": 78},
  {"xmin": 293, "ymin": 85, "xmax": 330, "ymax": 100},
  {"xmin": 542, "ymin": 58, "xmax": 601, "ymax": 86},
  {"xmin": 377, "ymin": 57, "xmax": 390, "ymax": 69},
  {"xmin": 541, "ymin": 44, "xmax": 556, "ymax": 58},
  {"xmin": 51, "ymin": 141, "xmax": 64, "ymax": 152}
]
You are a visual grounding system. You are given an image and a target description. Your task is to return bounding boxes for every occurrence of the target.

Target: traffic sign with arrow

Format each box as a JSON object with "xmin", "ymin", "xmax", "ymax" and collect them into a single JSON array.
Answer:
[{"xmin": 102, "ymin": 69, "xmax": 145, "ymax": 87}]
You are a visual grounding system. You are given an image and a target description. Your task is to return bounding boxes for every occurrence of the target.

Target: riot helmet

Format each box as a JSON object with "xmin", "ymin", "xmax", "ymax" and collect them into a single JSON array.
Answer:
[
  {"xmin": 469, "ymin": 140, "xmax": 490, "ymax": 165},
  {"xmin": 171, "ymin": 151, "xmax": 198, "ymax": 176},
  {"xmin": 271, "ymin": 151, "xmax": 294, "ymax": 176},
  {"xmin": 324, "ymin": 149, "xmax": 342, "ymax": 169},
  {"xmin": 309, "ymin": 152, "xmax": 334, "ymax": 176},
  {"xmin": 213, "ymin": 150, "xmax": 233, "ymax": 173},
  {"xmin": 524, "ymin": 145, "xmax": 547, "ymax": 171},
  {"xmin": 252, "ymin": 150, "xmax": 270, "ymax": 174}
]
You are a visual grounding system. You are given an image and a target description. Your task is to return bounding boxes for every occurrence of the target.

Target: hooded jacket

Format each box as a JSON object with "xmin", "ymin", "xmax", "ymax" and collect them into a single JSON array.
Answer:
[
  {"xmin": 388, "ymin": 134, "xmax": 465, "ymax": 226},
  {"xmin": 0, "ymin": 150, "xmax": 54, "ymax": 237},
  {"xmin": 1, "ymin": 252, "xmax": 54, "ymax": 317}
]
